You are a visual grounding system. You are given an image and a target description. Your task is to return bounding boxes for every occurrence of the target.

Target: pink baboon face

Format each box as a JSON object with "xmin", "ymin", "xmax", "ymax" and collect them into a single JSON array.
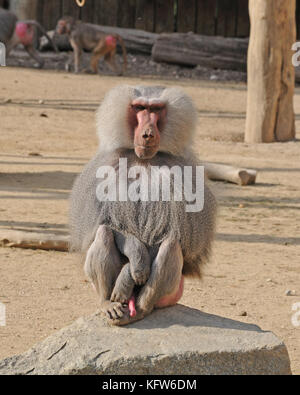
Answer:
[{"xmin": 128, "ymin": 100, "xmax": 167, "ymax": 160}]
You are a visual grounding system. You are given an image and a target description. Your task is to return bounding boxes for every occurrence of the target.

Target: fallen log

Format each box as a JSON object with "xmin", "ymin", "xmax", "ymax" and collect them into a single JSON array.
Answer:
[
  {"xmin": 0, "ymin": 230, "xmax": 69, "ymax": 252},
  {"xmin": 204, "ymin": 162, "xmax": 257, "ymax": 186},
  {"xmin": 152, "ymin": 33, "xmax": 248, "ymax": 71},
  {"xmin": 40, "ymin": 25, "xmax": 158, "ymax": 55},
  {"xmin": 294, "ymin": 68, "xmax": 300, "ymax": 83},
  {"xmin": 40, "ymin": 31, "xmax": 71, "ymax": 51}
]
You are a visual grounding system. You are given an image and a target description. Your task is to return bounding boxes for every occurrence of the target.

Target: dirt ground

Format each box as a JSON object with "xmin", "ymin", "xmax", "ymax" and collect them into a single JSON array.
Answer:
[{"xmin": 0, "ymin": 67, "xmax": 299, "ymax": 374}]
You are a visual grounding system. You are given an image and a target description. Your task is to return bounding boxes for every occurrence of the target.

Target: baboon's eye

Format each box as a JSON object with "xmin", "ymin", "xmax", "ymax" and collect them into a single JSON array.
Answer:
[
  {"xmin": 150, "ymin": 107, "xmax": 161, "ymax": 113},
  {"xmin": 133, "ymin": 105, "xmax": 146, "ymax": 112}
]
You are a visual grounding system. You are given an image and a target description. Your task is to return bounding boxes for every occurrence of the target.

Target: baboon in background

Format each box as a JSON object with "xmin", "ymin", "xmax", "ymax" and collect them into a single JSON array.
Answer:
[
  {"xmin": 70, "ymin": 85, "xmax": 217, "ymax": 326},
  {"xmin": 56, "ymin": 16, "xmax": 127, "ymax": 75},
  {"xmin": 0, "ymin": 7, "xmax": 57, "ymax": 68}
]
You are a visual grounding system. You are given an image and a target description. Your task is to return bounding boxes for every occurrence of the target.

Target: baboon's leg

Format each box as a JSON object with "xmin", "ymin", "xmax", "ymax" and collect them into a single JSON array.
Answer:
[
  {"xmin": 65, "ymin": 51, "xmax": 74, "ymax": 72},
  {"xmin": 114, "ymin": 232, "xmax": 151, "ymax": 286},
  {"xmin": 70, "ymin": 38, "xmax": 82, "ymax": 73},
  {"xmin": 110, "ymin": 263, "xmax": 135, "ymax": 304},
  {"xmin": 84, "ymin": 225, "xmax": 127, "ymax": 320},
  {"xmin": 137, "ymin": 238, "xmax": 183, "ymax": 313},
  {"xmin": 24, "ymin": 45, "xmax": 44, "ymax": 68},
  {"xmin": 104, "ymin": 49, "xmax": 120, "ymax": 75},
  {"xmin": 110, "ymin": 238, "xmax": 183, "ymax": 326},
  {"xmin": 90, "ymin": 39, "xmax": 108, "ymax": 74},
  {"xmin": 6, "ymin": 33, "xmax": 19, "ymax": 55}
]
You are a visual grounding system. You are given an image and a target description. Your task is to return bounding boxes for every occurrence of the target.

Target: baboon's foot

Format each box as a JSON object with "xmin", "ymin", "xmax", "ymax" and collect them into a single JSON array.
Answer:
[
  {"xmin": 84, "ymin": 67, "xmax": 97, "ymax": 74},
  {"xmin": 107, "ymin": 308, "xmax": 145, "ymax": 326},
  {"xmin": 100, "ymin": 300, "xmax": 128, "ymax": 321},
  {"xmin": 130, "ymin": 263, "xmax": 151, "ymax": 286}
]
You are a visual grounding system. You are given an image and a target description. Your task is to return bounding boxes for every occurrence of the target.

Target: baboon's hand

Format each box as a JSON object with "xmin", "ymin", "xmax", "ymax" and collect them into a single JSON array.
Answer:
[
  {"xmin": 130, "ymin": 259, "xmax": 151, "ymax": 286},
  {"xmin": 111, "ymin": 263, "xmax": 135, "ymax": 304},
  {"xmin": 111, "ymin": 281, "xmax": 134, "ymax": 304}
]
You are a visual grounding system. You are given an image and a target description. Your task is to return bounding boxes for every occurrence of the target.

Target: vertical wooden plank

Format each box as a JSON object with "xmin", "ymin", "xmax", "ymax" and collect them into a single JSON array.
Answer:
[
  {"xmin": 177, "ymin": 0, "xmax": 197, "ymax": 33},
  {"xmin": 0, "ymin": 0, "xmax": 9, "ymax": 9},
  {"xmin": 236, "ymin": 0, "xmax": 250, "ymax": 37},
  {"xmin": 35, "ymin": 0, "xmax": 45, "ymax": 24},
  {"xmin": 96, "ymin": 0, "xmax": 119, "ymax": 26},
  {"xmin": 81, "ymin": 0, "xmax": 95, "ymax": 22},
  {"xmin": 135, "ymin": 0, "xmax": 155, "ymax": 32},
  {"xmin": 62, "ymin": 0, "xmax": 80, "ymax": 19},
  {"xmin": 94, "ymin": 0, "xmax": 102, "ymax": 24},
  {"xmin": 155, "ymin": 0, "xmax": 174, "ymax": 33},
  {"xmin": 10, "ymin": 0, "xmax": 39, "ymax": 19},
  {"xmin": 41, "ymin": 0, "xmax": 62, "ymax": 30},
  {"xmin": 216, "ymin": 0, "xmax": 237, "ymax": 37},
  {"xmin": 196, "ymin": 0, "xmax": 217, "ymax": 35},
  {"xmin": 118, "ymin": 0, "xmax": 136, "ymax": 28},
  {"xmin": 297, "ymin": 0, "xmax": 300, "ymax": 39}
]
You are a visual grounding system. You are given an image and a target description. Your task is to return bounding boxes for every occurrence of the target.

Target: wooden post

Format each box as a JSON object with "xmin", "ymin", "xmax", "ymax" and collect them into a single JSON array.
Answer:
[
  {"xmin": 9, "ymin": 0, "xmax": 38, "ymax": 20},
  {"xmin": 245, "ymin": 0, "xmax": 296, "ymax": 143}
]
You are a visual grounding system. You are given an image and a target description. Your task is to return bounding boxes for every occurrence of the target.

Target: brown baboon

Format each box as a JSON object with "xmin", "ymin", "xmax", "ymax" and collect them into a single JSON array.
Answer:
[
  {"xmin": 56, "ymin": 16, "xmax": 127, "ymax": 75},
  {"xmin": 70, "ymin": 85, "xmax": 217, "ymax": 326},
  {"xmin": 0, "ymin": 7, "xmax": 57, "ymax": 68}
]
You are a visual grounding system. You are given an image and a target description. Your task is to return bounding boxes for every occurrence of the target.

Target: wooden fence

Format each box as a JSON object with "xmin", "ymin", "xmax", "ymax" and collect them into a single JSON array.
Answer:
[
  {"xmin": 3, "ymin": 0, "xmax": 300, "ymax": 39},
  {"xmin": 0, "ymin": 0, "xmax": 9, "ymax": 9},
  {"xmin": 34, "ymin": 0, "xmax": 251, "ymax": 37}
]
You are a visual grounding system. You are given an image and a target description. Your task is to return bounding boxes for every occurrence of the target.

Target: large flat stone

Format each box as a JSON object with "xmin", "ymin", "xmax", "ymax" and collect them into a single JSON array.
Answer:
[{"xmin": 0, "ymin": 305, "xmax": 291, "ymax": 375}]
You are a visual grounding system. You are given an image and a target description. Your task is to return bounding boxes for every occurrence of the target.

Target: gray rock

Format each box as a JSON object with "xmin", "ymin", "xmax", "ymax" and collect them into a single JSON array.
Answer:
[{"xmin": 0, "ymin": 305, "xmax": 291, "ymax": 375}]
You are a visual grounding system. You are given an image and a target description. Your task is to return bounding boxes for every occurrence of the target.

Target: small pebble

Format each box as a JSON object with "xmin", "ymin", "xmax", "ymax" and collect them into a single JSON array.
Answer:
[
  {"xmin": 285, "ymin": 290, "xmax": 296, "ymax": 296},
  {"xmin": 28, "ymin": 152, "xmax": 42, "ymax": 157},
  {"xmin": 38, "ymin": 99, "xmax": 44, "ymax": 105},
  {"xmin": 239, "ymin": 311, "xmax": 247, "ymax": 317}
]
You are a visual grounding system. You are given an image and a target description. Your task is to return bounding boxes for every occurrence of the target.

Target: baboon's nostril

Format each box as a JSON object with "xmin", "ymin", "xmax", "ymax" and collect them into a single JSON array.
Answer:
[{"xmin": 142, "ymin": 127, "xmax": 154, "ymax": 139}]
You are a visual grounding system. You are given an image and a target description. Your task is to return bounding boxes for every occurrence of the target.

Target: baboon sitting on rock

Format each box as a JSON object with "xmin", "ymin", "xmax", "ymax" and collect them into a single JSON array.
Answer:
[{"xmin": 70, "ymin": 85, "xmax": 217, "ymax": 326}]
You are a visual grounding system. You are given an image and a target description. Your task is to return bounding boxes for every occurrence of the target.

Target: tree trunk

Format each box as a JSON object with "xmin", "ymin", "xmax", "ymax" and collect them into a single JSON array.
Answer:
[
  {"xmin": 40, "ymin": 25, "xmax": 158, "ymax": 54},
  {"xmin": 152, "ymin": 33, "xmax": 248, "ymax": 71},
  {"xmin": 204, "ymin": 163, "xmax": 257, "ymax": 186},
  {"xmin": 0, "ymin": 230, "xmax": 69, "ymax": 252},
  {"xmin": 245, "ymin": 0, "xmax": 296, "ymax": 143}
]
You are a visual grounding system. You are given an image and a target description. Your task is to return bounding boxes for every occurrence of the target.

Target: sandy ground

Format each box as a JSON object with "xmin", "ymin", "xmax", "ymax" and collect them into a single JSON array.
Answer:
[{"xmin": 0, "ymin": 67, "xmax": 299, "ymax": 374}]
